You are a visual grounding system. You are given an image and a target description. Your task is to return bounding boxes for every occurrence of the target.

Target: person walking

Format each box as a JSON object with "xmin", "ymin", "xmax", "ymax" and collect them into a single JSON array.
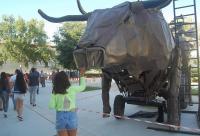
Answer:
[
  {"xmin": 51, "ymin": 71, "xmax": 56, "ymax": 83},
  {"xmin": 40, "ymin": 70, "xmax": 46, "ymax": 87},
  {"xmin": 0, "ymin": 98, "xmax": 3, "ymax": 111},
  {"xmin": 24, "ymin": 72, "xmax": 29, "ymax": 84},
  {"xmin": 13, "ymin": 71, "xmax": 27, "ymax": 121},
  {"xmin": 49, "ymin": 68, "xmax": 86, "ymax": 136},
  {"xmin": 29, "ymin": 68, "xmax": 40, "ymax": 106},
  {"xmin": 10, "ymin": 69, "xmax": 21, "ymax": 110},
  {"xmin": 0, "ymin": 72, "xmax": 11, "ymax": 118}
]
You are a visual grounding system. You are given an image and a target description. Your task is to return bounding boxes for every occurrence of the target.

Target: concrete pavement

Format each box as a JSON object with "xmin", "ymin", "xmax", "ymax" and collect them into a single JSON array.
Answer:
[{"xmin": 0, "ymin": 79, "xmax": 199, "ymax": 136}]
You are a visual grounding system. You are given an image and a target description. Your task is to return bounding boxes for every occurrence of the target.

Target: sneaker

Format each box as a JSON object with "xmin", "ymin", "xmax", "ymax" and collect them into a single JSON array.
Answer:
[
  {"xmin": 17, "ymin": 116, "xmax": 23, "ymax": 121},
  {"xmin": 102, "ymin": 113, "xmax": 110, "ymax": 118},
  {"xmin": 4, "ymin": 114, "xmax": 7, "ymax": 118},
  {"xmin": 33, "ymin": 104, "xmax": 36, "ymax": 107}
]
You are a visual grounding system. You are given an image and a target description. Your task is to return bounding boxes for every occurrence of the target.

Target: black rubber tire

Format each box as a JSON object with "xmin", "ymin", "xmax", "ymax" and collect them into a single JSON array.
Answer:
[{"xmin": 114, "ymin": 95, "xmax": 125, "ymax": 119}]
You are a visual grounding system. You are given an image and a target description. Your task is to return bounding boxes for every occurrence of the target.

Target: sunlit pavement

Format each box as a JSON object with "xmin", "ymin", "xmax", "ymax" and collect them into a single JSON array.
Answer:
[{"xmin": 0, "ymin": 79, "xmax": 199, "ymax": 136}]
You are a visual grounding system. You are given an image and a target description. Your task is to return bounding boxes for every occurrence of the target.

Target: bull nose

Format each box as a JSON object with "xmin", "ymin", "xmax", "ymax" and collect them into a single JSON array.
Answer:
[
  {"xmin": 90, "ymin": 43, "xmax": 95, "ymax": 46},
  {"xmin": 78, "ymin": 41, "xmax": 95, "ymax": 47}
]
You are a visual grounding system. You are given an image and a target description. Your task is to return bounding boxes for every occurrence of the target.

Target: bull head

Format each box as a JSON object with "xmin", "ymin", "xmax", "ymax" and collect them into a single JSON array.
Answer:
[
  {"xmin": 38, "ymin": 0, "xmax": 172, "ymax": 23},
  {"xmin": 38, "ymin": 0, "xmax": 173, "ymax": 72}
]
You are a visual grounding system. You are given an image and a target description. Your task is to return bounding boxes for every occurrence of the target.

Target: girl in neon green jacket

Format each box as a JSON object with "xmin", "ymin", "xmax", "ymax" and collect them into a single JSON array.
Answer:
[{"xmin": 49, "ymin": 69, "xmax": 86, "ymax": 136}]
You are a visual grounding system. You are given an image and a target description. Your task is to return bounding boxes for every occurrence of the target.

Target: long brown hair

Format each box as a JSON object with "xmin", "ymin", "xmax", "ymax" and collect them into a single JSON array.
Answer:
[
  {"xmin": 15, "ymin": 72, "xmax": 27, "ymax": 93},
  {"xmin": 52, "ymin": 71, "xmax": 70, "ymax": 94},
  {"xmin": 0, "ymin": 72, "xmax": 10, "ymax": 91}
]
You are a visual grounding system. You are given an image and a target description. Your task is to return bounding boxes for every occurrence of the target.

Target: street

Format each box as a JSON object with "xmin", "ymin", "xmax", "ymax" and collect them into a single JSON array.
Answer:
[{"xmin": 0, "ymin": 79, "xmax": 199, "ymax": 136}]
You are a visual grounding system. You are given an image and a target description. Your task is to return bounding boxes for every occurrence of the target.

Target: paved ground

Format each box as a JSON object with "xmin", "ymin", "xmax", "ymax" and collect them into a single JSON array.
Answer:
[{"xmin": 0, "ymin": 79, "xmax": 200, "ymax": 136}]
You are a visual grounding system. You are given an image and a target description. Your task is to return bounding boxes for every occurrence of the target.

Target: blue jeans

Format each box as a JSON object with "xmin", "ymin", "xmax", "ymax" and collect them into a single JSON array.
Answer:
[
  {"xmin": 29, "ymin": 86, "xmax": 38, "ymax": 105},
  {"xmin": 0, "ymin": 91, "xmax": 9, "ymax": 113},
  {"xmin": 56, "ymin": 111, "xmax": 78, "ymax": 131},
  {"xmin": 12, "ymin": 94, "xmax": 16, "ymax": 110}
]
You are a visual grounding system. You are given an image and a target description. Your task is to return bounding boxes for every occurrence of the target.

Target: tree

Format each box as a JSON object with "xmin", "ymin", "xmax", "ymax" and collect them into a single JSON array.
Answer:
[
  {"xmin": 169, "ymin": 17, "xmax": 200, "ymax": 83},
  {"xmin": 53, "ymin": 22, "xmax": 86, "ymax": 69},
  {"xmin": 0, "ymin": 15, "xmax": 55, "ymax": 67}
]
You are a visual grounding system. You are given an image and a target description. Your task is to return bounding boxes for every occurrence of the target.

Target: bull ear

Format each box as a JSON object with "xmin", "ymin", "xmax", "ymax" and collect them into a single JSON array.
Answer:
[
  {"xmin": 38, "ymin": 9, "xmax": 90, "ymax": 22},
  {"xmin": 77, "ymin": 0, "xmax": 87, "ymax": 14},
  {"xmin": 141, "ymin": 0, "xmax": 172, "ymax": 9}
]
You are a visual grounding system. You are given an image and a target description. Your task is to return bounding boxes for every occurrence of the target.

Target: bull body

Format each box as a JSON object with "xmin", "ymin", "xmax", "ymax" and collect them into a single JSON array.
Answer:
[{"xmin": 39, "ymin": 0, "xmax": 185, "ymax": 126}]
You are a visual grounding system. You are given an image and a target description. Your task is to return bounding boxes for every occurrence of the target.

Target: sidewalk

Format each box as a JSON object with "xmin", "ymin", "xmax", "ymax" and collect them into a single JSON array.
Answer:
[
  {"xmin": 0, "ymin": 82, "xmax": 55, "ymax": 136},
  {"xmin": 0, "ymin": 81, "xmax": 199, "ymax": 136}
]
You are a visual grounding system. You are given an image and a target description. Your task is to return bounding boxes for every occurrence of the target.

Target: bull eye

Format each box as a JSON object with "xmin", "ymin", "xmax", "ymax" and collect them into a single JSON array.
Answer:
[{"xmin": 124, "ymin": 15, "xmax": 130, "ymax": 23}]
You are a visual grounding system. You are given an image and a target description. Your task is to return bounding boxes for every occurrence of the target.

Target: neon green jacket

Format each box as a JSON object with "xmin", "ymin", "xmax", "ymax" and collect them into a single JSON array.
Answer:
[{"xmin": 49, "ymin": 77, "xmax": 86, "ymax": 111}]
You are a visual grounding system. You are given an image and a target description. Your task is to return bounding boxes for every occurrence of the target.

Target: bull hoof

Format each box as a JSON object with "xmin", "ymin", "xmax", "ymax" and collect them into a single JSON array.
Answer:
[
  {"xmin": 102, "ymin": 113, "xmax": 110, "ymax": 118},
  {"xmin": 156, "ymin": 117, "xmax": 164, "ymax": 123}
]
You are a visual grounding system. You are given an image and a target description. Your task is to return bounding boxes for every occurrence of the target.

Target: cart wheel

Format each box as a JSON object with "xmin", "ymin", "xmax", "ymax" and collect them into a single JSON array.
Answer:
[{"xmin": 114, "ymin": 95, "xmax": 125, "ymax": 119}]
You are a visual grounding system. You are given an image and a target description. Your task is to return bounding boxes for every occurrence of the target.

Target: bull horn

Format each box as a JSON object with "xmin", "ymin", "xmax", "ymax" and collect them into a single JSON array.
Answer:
[
  {"xmin": 77, "ymin": 0, "xmax": 87, "ymax": 14},
  {"xmin": 38, "ymin": 9, "xmax": 90, "ymax": 23},
  {"xmin": 142, "ymin": 0, "xmax": 172, "ymax": 9}
]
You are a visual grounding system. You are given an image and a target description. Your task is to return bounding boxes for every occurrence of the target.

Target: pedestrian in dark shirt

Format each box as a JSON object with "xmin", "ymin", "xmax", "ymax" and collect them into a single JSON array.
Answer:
[
  {"xmin": 13, "ymin": 71, "xmax": 27, "ymax": 121},
  {"xmin": 28, "ymin": 68, "xmax": 40, "ymax": 106},
  {"xmin": 10, "ymin": 69, "xmax": 21, "ymax": 111},
  {"xmin": 0, "ymin": 72, "xmax": 11, "ymax": 118}
]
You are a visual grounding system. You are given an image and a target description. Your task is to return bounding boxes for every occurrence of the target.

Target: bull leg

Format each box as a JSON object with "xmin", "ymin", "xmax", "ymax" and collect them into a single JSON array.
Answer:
[
  {"xmin": 168, "ymin": 75, "xmax": 181, "ymax": 126},
  {"xmin": 167, "ymin": 96, "xmax": 180, "ymax": 126},
  {"xmin": 102, "ymin": 72, "xmax": 112, "ymax": 118},
  {"xmin": 167, "ymin": 47, "xmax": 181, "ymax": 127}
]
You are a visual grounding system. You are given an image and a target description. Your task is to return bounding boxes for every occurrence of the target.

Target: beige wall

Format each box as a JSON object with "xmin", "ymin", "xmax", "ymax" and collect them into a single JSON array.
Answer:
[{"xmin": 0, "ymin": 61, "xmax": 58, "ymax": 74}]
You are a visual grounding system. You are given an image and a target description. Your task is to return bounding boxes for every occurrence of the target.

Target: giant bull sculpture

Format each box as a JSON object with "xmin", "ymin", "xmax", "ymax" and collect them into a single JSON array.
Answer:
[{"xmin": 39, "ymin": 0, "xmax": 190, "ymax": 126}]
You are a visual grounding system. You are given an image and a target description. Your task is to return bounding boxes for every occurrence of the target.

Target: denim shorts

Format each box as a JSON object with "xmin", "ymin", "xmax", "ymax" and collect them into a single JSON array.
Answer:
[
  {"xmin": 56, "ymin": 111, "xmax": 78, "ymax": 131},
  {"xmin": 14, "ymin": 93, "xmax": 25, "ymax": 100}
]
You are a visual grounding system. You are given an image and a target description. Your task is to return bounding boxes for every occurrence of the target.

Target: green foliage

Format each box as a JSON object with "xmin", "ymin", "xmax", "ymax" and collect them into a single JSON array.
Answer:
[
  {"xmin": 0, "ymin": 15, "xmax": 55, "ymax": 67},
  {"xmin": 192, "ymin": 88, "xmax": 199, "ymax": 95},
  {"xmin": 170, "ymin": 16, "xmax": 196, "ymax": 40},
  {"xmin": 53, "ymin": 22, "xmax": 86, "ymax": 69},
  {"xmin": 170, "ymin": 17, "xmax": 200, "ymax": 83}
]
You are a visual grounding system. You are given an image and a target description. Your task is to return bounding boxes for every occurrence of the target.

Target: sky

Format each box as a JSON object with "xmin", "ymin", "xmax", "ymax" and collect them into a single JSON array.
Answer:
[{"xmin": 0, "ymin": 0, "xmax": 199, "ymax": 41}]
